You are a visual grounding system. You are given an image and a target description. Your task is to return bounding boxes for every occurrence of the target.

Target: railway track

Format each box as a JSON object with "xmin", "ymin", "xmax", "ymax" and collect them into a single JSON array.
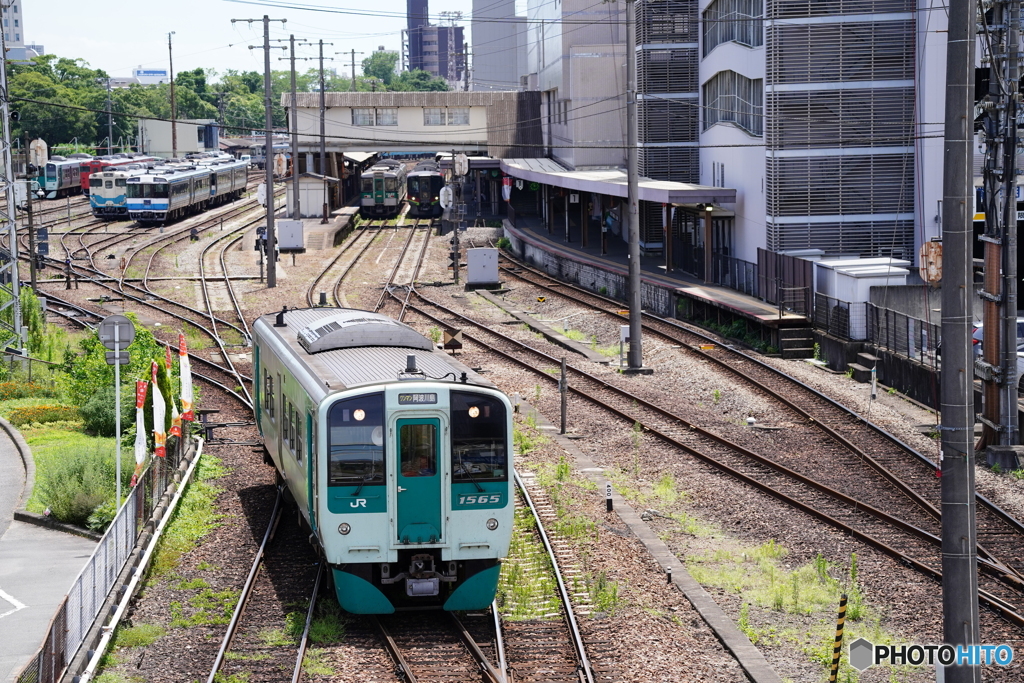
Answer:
[
  {"xmin": 396, "ymin": 288, "xmax": 1024, "ymax": 632},
  {"xmin": 304, "ymin": 219, "xmax": 385, "ymax": 308},
  {"xmin": 498, "ymin": 258, "xmax": 1024, "ymax": 584}
]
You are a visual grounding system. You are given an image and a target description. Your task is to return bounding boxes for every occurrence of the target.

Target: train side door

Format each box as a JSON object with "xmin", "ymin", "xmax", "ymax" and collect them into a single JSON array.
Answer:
[
  {"xmin": 373, "ymin": 174, "xmax": 385, "ymax": 205},
  {"xmin": 395, "ymin": 418, "xmax": 442, "ymax": 543}
]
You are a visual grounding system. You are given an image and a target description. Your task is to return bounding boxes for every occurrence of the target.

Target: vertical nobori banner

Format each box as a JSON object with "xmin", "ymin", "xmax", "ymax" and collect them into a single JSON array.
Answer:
[
  {"xmin": 165, "ymin": 344, "xmax": 173, "ymax": 375},
  {"xmin": 131, "ymin": 380, "xmax": 148, "ymax": 487},
  {"xmin": 151, "ymin": 361, "xmax": 166, "ymax": 458},
  {"xmin": 179, "ymin": 333, "xmax": 194, "ymax": 421}
]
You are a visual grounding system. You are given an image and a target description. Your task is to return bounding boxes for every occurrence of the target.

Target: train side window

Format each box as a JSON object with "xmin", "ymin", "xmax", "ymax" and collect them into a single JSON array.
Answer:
[
  {"xmin": 327, "ymin": 393, "xmax": 385, "ymax": 486},
  {"xmin": 295, "ymin": 408, "xmax": 303, "ymax": 463},
  {"xmin": 263, "ymin": 370, "xmax": 275, "ymax": 418},
  {"xmin": 283, "ymin": 399, "xmax": 291, "ymax": 447},
  {"xmin": 450, "ymin": 391, "xmax": 508, "ymax": 482}
]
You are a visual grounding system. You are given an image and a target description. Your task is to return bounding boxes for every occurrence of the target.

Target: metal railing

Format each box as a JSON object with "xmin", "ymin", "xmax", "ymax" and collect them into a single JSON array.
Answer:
[
  {"xmin": 867, "ymin": 303, "xmax": 940, "ymax": 369},
  {"xmin": 16, "ymin": 435, "xmax": 191, "ymax": 683},
  {"xmin": 711, "ymin": 253, "xmax": 758, "ymax": 297},
  {"xmin": 507, "ymin": 203, "xmax": 516, "ymax": 229},
  {"xmin": 813, "ymin": 293, "xmax": 868, "ymax": 341}
]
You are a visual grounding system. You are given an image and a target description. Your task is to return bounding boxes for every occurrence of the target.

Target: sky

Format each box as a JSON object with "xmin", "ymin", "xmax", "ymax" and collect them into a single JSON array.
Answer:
[{"xmin": 27, "ymin": 0, "xmax": 489, "ymax": 81}]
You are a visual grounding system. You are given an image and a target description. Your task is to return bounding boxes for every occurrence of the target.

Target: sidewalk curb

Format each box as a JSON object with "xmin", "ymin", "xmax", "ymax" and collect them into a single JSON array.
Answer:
[
  {"xmin": 12, "ymin": 510, "xmax": 102, "ymax": 541},
  {"xmin": 0, "ymin": 415, "xmax": 35, "ymax": 511},
  {"xmin": 515, "ymin": 399, "xmax": 784, "ymax": 683}
]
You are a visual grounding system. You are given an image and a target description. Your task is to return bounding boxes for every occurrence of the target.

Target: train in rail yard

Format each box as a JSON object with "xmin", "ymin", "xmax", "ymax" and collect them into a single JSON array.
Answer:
[
  {"xmin": 80, "ymin": 154, "xmax": 158, "ymax": 195},
  {"xmin": 253, "ymin": 307, "xmax": 514, "ymax": 614},
  {"xmin": 42, "ymin": 154, "xmax": 93, "ymax": 198},
  {"xmin": 360, "ymin": 159, "xmax": 408, "ymax": 217},
  {"xmin": 405, "ymin": 161, "xmax": 445, "ymax": 218},
  {"xmin": 90, "ymin": 164, "xmax": 155, "ymax": 219},
  {"xmin": 125, "ymin": 156, "xmax": 249, "ymax": 222}
]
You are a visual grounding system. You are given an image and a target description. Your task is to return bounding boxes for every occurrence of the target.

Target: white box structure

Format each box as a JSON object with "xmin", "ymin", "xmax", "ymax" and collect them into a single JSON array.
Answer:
[
  {"xmin": 466, "ymin": 248, "xmax": 499, "ymax": 287},
  {"xmin": 277, "ymin": 220, "xmax": 304, "ymax": 251}
]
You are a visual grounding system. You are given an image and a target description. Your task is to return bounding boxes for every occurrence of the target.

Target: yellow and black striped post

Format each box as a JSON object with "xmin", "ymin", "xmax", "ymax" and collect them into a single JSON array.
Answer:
[{"xmin": 830, "ymin": 593, "xmax": 848, "ymax": 682}]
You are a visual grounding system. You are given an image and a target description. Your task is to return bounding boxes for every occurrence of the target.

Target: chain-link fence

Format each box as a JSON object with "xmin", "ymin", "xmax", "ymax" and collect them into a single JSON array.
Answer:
[
  {"xmin": 16, "ymin": 434, "xmax": 191, "ymax": 683},
  {"xmin": 867, "ymin": 303, "xmax": 940, "ymax": 369},
  {"xmin": 814, "ymin": 293, "xmax": 869, "ymax": 341}
]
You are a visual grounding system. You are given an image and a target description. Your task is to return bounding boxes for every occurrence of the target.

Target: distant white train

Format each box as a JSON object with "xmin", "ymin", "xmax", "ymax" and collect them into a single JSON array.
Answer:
[{"xmin": 125, "ymin": 157, "xmax": 248, "ymax": 222}]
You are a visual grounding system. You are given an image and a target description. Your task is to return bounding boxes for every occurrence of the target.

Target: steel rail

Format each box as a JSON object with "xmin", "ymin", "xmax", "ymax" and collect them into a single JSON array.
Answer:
[
  {"xmin": 303, "ymin": 222, "xmax": 374, "ymax": 308},
  {"xmin": 499, "ymin": 257, "xmax": 1024, "ymax": 582},
  {"xmin": 448, "ymin": 612, "xmax": 506, "ymax": 683},
  {"xmin": 398, "ymin": 220, "xmax": 435, "ymax": 322},
  {"xmin": 400, "ymin": 292, "xmax": 1024, "ymax": 628},
  {"xmin": 206, "ymin": 491, "xmax": 284, "ymax": 683},
  {"xmin": 218, "ymin": 232, "xmax": 253, "ymax": 344},
  {"xmin": 331, "ymin": 222, "xmax": 385, "ymax": 308},
  {"xmin": 370, "ymin": 616, "xmax": 418, "ymax": 683},
  {"xmin": 197, "ymin": 214, "xmax": 263, "ymax": 346},
  {"xmin": 291, "ymin": 563, "xmax": 325, "ymax": 683},
  {"xmin": 513, "ymin": 470, "xmax": 596, "ymax": 683},
  {"xmin": 490, "ymin": 600, "xmax": 508, "ymax": 683},
  {"xmin": 373, "ymin": 221, "xmax": 422, "ymax": 313}
]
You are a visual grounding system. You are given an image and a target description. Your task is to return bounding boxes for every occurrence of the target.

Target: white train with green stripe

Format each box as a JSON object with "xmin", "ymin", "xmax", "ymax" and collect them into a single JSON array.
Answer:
[{"xmin": 253, "ymin": 307, "xmax": 514, "ymax": 613}]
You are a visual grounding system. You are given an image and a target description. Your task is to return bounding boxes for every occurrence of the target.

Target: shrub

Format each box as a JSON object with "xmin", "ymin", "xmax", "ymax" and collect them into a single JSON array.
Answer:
[
  {"xmin": 36, "ymin": 441, "xmax": 128, "ymax": 526},
  {"xmin": 0, "ymin": 381, "xmax": 57, "ymax": 401},
  {"xmin": 80, "ymin": 384, "xmax": 135, "ymax": 437},
  {"xmin": 8, "ymin": 404, "xmax": 80, "ymax": 427},
  {"xmin": 496, "ymin": 236, "xmax": 511, "ymax": 250}
]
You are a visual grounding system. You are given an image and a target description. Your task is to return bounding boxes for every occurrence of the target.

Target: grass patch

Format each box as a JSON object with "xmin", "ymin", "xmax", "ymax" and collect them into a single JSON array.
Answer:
[
  {"xmin": 213, "ymin": 673, "xmax": 250, "ymax": 683},
  {"xmin": 587, "ymin": 570, "xmax": 620, "ymax": 614},
  {"xmin": 303, "ymin": 649, "xmax": 334, "ymax": 676},
  {"xmin": 513, "ymin": 414, "xmax": 548, "ymax": 455},
  {"xmin": 169, "ymin": 588, "xmax": 239, "ymax": 627},
  {"xmin": 498, "ymin": 507, "xmax": 562, "ymax": 620},
  {"xmin": 183, "ymin": 323, "xmax": 211, "ymax": 351},
  {"xmin": 308, "ymin": 600, "xmax": 347, "ymax": 644},
  {"xmin": 112, "ymin": 623, "xmax": 166, "ymax": 649},
  {"xmin": 224, "ymin": 652, "xmax": 271, "ymax": 662},
  {"xmin": 148, "ymin": 454, "xmax": 227, "ymax": 580},
  {"xmin": 174, "ymin": 577, "xmax": 211, "ymax": 590}
]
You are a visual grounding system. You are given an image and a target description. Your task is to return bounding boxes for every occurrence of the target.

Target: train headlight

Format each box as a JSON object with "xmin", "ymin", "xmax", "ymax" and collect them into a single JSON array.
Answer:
[
  {"xmin": 468, "ymin": 406, "xmax": 480, "ymax": 418},
  {"xmin": 353, "ymin": 409, "xmax": 366, "ymax": 421},
  {"xmin": 486, "ymin": 518, "xmax": 499, "ymax": 531},
  {"xmin": 338, "ymin": 523, "xmax": 351, "ymax": 535}
]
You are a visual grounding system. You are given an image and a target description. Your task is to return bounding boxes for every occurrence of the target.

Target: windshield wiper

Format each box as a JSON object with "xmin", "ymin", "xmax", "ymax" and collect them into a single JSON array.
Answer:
[{"xmin": 457, "ymin": 451, "xmax": 485, "ymax": 493}]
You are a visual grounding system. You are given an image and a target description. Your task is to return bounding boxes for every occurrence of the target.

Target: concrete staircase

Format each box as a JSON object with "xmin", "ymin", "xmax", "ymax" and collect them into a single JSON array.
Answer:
[
  {"xmin": 847, "ymin": 351, "xmax": 879, "ymax": 383},
  {"xmin": 779, "ymin": 325, "xmax": 815, "ymax": 359}
]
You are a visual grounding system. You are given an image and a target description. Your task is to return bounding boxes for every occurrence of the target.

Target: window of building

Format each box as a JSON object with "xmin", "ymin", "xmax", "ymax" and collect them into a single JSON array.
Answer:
[
  {"xmin": 424, "ymin": 107, "xmax": 445, "ymax": 126},
  {"xmin": 703, "ymin": 70, "xmax": 763, "ymax": 137},
  {"xmin": 375, "ymin": 108, "xmax": 398, "ymax": 126},
  {"xmin": 447, "ymin": 107, "xmax": 469, "ymax": 125},
  {"xmin": 15, "ymin": 33, "xmax": 19, "ymax": 42},
  {"xmin": 703, "ymin": 0, "xmax": 763, "ymax": 57},
  {"xmin": 13, "ymin": 19, "xmax": 17, "ymax": 27},
  {"xmin": 352, "ymin": 108, "xmax": 374, "ymax": 126},
  {"xmin": 4, "ymin": 20, "xmax": 8, "ymax": 27}
]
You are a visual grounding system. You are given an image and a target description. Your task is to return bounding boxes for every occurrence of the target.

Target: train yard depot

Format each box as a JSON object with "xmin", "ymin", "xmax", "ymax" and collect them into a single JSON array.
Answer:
[{"xmin": 2, "ymin": 1, "xmax": 1024, "ymax": 679}]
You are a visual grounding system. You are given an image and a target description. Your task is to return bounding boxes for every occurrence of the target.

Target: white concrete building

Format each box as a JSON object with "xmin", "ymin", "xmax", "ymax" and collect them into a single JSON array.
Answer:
[
  {"xmin": 3, "ymin": 1, "xmax": 42, "ymax": 61},
  {"xmin": 469, "ymin": 0, "xmax": 526, "ymax": 92},
  {"xmin": 138, "ymin": 119, "xmax": 220, "ymax": 157}
]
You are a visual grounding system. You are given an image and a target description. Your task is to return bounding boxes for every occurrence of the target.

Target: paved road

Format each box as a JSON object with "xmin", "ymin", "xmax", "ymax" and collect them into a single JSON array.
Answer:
[
  {"xmin": 0, "ymin": 522, "xmax": 96, "ymax": 682},
  {"xmin": 0, "ymin": 427, "xmax": 25, "ymax": 540},
  {"xmin": 0, "ymin": 428, "xmax": 98, "ymax": 683}
]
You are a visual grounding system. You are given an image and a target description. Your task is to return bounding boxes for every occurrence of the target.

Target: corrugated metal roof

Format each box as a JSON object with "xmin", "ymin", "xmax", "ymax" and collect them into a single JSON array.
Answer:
[{"xmin": 256, "ymin": 307, "xmax": 492, "ymax": 393}]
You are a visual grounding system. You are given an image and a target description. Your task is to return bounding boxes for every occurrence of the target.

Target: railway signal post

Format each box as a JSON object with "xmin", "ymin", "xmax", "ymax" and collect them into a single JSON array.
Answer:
[{"xmin": 99, "ymin": 315, "xmax": 135, "ymax": 507}]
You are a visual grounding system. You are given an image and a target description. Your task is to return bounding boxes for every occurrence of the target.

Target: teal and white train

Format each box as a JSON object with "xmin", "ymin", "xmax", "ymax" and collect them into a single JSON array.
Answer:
[{"xmin": 253, "ymin": 307, "xmax": 514, "ymax": 614}]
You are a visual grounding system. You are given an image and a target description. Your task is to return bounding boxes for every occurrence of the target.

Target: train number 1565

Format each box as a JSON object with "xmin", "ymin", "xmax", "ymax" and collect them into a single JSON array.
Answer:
[{"xmin": 458, "ymin": 494, "xmax": 502, "ymax": 505}]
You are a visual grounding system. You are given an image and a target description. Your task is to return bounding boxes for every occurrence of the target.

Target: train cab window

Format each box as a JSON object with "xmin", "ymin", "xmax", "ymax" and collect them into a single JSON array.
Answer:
[
  {"xmin": 450, "ymin": 392, "xmax": 508, "ymax": 482},
  {"xmin": 385, "ymin": 178, "xmax": 397, "ymax": 192},
  {"xmin": 115, "ymin": 178, "xmax": 127, "ymax": 187},
  {"xmin": 361, "ymin": 178, "xmax": 373, "ymax": 193},
  {"xmin": 400, "ymin": 424, "xmax": 437, "ymax": 477},
  {"xmin": 90, "ymin": 178, "xmax": 103, "ymax": 188},
  {"xmin": 327, "ymin": 393, "xmax": 385, "ymax": 486},
  {"xmin": 105, "ymin": 181, "xmax": 113, "ymax": 189}
]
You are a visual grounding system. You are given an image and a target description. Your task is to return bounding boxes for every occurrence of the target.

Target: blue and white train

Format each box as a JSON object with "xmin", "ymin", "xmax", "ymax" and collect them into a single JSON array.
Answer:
[
  {"xmin": 89, "ymin": 165, "xmax": 154, "ymax": 219},
  {"xmin": 125, "ymin": 157, "xmax": 248, "ymax": 222}
]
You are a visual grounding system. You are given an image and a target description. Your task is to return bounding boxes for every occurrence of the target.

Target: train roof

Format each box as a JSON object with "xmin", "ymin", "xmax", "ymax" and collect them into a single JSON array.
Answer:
[
  {"xmin": 254, "ymin": 307, "xmax": 494, "ymax": 399},
  {"xmin": 127, "ymin": 157, "xmax": 247, "ymax": 183}
]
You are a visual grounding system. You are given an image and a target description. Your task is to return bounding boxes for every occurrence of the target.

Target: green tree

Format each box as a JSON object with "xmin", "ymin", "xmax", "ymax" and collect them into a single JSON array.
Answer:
[
  {"xmin": 393, "ymin": 69, "xmax": 450, "ymax": 92},
  {"xmin": 361, "ymin": 51, "xmax": 399, "ymax": 86}
]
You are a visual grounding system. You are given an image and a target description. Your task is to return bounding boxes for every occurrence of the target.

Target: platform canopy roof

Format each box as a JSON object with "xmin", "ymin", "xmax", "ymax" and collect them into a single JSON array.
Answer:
[{"xmin": 500, "ymin": 158, "xmax": 736, "ymax": 206}]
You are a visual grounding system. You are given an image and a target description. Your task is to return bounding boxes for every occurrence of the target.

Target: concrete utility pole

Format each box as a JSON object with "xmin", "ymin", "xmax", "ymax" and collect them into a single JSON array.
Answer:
[
  {"xmin": 105, "ymin": 78, "xmax": 114, "ymax": 154},
  {"xmin": 624, "ymin": 0, "xmax": 644, "ymax": 372},
  {"xmin": 940, "ymin": 0, "xmax": 981, "ymax": 680},
  {"xmin": 316, "ymin": 40, "xmax": 333, "ymax": 222},
  {"xmin": 233, "ymin": 15, "xmax": 287, "ymax": 287},
  {"xmin": 23, "ymin": 134, "xmax": 35, "ymax": 290},
  {"xmin": 286, "ymin": 35, "xmax": 301, "ymax": 219},
  {"xmin": 168, "ymin": 32, "xmax": 177, "ymax": 158}
]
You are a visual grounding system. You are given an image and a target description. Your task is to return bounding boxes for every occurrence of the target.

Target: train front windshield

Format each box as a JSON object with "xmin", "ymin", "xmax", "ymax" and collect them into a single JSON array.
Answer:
[
  {"xmin": 126, "ymin": 183, "xmax": 169, "ymax": 199},
  {"xmin": 328, "ymin": 394, "xmax": 385, "ymax": 485},
  {"xmin": 450, "ymin": 392, "xmax": 507, "ymax": 481},
  {"xmin": 45, "ymin": 163, "xmax": 57, "ymax": 181}
]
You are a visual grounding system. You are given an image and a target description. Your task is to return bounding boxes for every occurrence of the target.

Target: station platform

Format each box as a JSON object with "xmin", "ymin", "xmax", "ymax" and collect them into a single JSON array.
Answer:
[{"xmin": 502, "ymin": 215, "xmax": 805, "ymax": 328}]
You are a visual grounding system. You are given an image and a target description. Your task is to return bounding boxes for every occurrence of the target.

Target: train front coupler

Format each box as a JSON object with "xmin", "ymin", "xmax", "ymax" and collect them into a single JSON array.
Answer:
[{"xmin": 379, "ymin": 554, "xmax": 458, "ymax": 597}]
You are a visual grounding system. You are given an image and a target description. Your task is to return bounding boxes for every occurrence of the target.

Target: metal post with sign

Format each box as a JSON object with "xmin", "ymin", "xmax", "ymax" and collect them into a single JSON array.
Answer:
[{"xmin": 99, "ymin": 315, "xmax": 135, "ymax": 506}]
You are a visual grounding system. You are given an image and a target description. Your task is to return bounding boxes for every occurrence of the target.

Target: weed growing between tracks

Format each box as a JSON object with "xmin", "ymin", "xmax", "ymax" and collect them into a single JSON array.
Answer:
[{"xmin": 497, "ymin": 506, "xmax": 562, "ymax": 620}]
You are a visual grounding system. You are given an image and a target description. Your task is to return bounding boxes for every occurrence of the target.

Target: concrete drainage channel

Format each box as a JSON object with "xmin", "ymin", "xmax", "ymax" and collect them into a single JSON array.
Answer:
[{"xmin": 63, "ymin": 438, "xmax": 206, "ymax": 683}]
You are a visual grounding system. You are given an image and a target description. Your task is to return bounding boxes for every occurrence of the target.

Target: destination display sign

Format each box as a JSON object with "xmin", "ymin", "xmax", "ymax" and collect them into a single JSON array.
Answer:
[{"xmin": 398, "ymin": 393, "xmax": 438, "ymax": 405}]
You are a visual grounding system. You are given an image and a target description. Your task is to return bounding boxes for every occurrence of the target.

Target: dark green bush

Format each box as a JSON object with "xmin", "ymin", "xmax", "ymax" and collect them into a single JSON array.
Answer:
[
  {"xmin": 79, "ymin": 384, "xmax": 135, "ymax": 437},
  {"xmin": 37, "ymin": 442, "xmax": 129, "ymax": 527}
]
